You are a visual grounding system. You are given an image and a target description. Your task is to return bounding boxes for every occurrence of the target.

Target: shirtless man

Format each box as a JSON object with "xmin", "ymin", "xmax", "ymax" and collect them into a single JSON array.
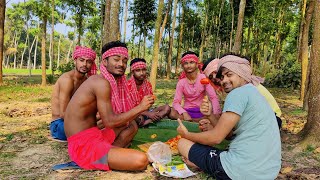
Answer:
[
  {"xmin": 64, "ymin": 41, "xmax": 154, "ymax": 171},
  {"xmin": 128, "ymin": 58, "xmax": 171, "ymax": 127},
  {"xmin": 50, "ymin": 46, "xmax": 97, "ymax": 141}
]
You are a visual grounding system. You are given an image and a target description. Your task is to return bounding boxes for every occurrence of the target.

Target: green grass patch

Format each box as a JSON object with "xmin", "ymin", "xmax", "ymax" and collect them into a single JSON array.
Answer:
[
  {"xmin": 289, "ymin": 108, "xmax": 307, "ymax": 116},
  {"xmin": 3, "ymin": 68, "xmax": 54, "ymax": 75},
  {"xmin": 0, "ymin": 152, "xmax": 16, "ymax": 159},
  {"xmin": 0, "ymin": 85, "xmax": 51, "ymax": 102}
]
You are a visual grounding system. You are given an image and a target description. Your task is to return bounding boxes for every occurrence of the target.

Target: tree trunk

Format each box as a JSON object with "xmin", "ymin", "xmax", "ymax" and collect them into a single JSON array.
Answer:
[
  {"xmin": 20, "ymin": 33, "xmax": 29, "ymax": 69},
  {"xmin": 300, "ymin": 0, "xmax": 320, "ymax": 147},
  {"xmin": 28, "ymin": 37, "xmax": 36, "ymax": 70},
  {"xmin": 150, "ymin": 0, "xmax": 164, "ymax": 92},
  {"xmin": 41, "ymin": 8, "xmax": 48, "ymax": 87},
  {"xmin": 166, "ymin": 0, "xmax": 178, "ymax": 79},
  {"xmin": 50, "ymin": 0, "xmax": 55, "ymax": 71},
  {"xmin": 103, "ymin": 0, "xmax": 111, "ymax": 45},
  {"xmin": 176, "ymin": 0, "xmax": 184, "ymax": 74},
  {"xmin": 109, "ymin": 0, "xmax": 120, "ymax": 42},
  {"xmin": 274, "ymin": 9, "xmax": 284, "ymax": 68},
  {"xmin": 67, "ymin": 40, "xmax": 73, "ymax": 63},
  {"xmin": 122, "ymin": 0, "xmax": 128, "ymax": 42},
  {"xmin": 232, "ymin": 0, "xmax": 246, "ymax": 54},
  {"xmin": 143, "ymin": 32, "xmax": 146, "ymax": 58},
  {"xmin": 229, "ymin": 0, "xmax": 234, "ymax": 52},
  {"xmin": 159, "ymin": 0, "xmax": 171, "ymax": 46},
  {"xmin": 199, "ymin": 13, "xmax": 208, "ymax": 62},
  {"xmin": 57, "ymin": 34, "xmax": 62, "ymax": 68},
  {"xmin": 297, "ymin": 0, "xmax": 307, "ymax": 61},
  {"xmin": 299, "ymin": 0, "xmax": 315, "ymax": 103},
  {"xmin": 13, "ymin": 35, "xmax": 18, "ymax": 69},
  {"xmin": 0, "ymin": 0, "xmax": 4, "ymax": 84},
  {"xmin": 33, "ymin": 36, "xmax": 38, "ymax": 69}
]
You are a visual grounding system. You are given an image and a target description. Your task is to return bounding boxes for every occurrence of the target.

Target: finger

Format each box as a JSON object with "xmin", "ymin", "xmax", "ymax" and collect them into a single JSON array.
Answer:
[{"xmin": 177, "ymin": 118, "xmax": 184, "ymax": 126}]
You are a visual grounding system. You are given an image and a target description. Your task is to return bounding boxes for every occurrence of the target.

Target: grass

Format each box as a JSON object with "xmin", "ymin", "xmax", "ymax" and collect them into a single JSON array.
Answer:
[{"xmin": 3, "ymin": 68, "xmax": 55, "ymax": 75}]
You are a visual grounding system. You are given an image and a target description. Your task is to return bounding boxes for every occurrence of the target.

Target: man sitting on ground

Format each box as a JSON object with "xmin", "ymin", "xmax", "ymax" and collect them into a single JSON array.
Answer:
[
  {"xmin": 64, "ymin": 41, "xmax": 154, "ymax": 171},
  {"xmin": 177, "ymin": 54, "xmax": 281, "ymax": 179},
  {"xmin": 128, "ymin": 58, "xmax": 171, "ymax": 127},
  {"xmin": 50, "ymin": 46, "xmax": 97, "ymax": 141},
  {"xmin": 169, "ymin": 51, "xmax": 221, "ymax": 122},
  {"xmin": 202, "ymin": 54, "xmax": 282, "ymax": 129}
]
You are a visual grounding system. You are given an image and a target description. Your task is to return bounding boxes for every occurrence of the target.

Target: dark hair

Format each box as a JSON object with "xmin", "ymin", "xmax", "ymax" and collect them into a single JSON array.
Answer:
[
  {"xmin": 101, "ymin": 41, "xmax": 127, "ymax": 55},
  {"xmin": 181, "ymin": 51, "xmax": 198, "ymax": 58},
  {"xmin": 202, "ymin": 57, "xmax": 216, "ymax": 71},
  {"xmin": 130, "ymin": 58, "xmax": 146, "ymax": 66}
]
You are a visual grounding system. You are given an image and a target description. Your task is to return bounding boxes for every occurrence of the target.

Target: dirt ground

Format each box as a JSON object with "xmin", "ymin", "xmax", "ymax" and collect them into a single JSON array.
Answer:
[{"xmin": 0, "ymin": 86, "xmax": 320, "ymax": 179}]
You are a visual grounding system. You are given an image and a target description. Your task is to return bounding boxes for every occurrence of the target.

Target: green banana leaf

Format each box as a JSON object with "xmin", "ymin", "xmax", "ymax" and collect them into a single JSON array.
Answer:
[{"xmin": 148, "ymin": 119, "xmax": 200, "ymax": 132}]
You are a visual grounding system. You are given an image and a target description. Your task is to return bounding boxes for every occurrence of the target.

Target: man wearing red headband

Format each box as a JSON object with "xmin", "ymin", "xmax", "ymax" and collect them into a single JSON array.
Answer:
[
  {"xmin": 64, "ymin": 41, "xmax": 153, "ymax": 171},
  {"xmin": 128, "ymin": 58, "xmax": 171, "ymax": 127},
  {"xmin": 50, "ymin": 46, "xmax": 97, "ymax": 141},
  {"xmin": 169, "ymin": 51, "xmax": 221, "ymax": 122}
]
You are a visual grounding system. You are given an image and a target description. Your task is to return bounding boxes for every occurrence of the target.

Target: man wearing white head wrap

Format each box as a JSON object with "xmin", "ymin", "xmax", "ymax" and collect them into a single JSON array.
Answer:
[{"xmin": 176, "ymin": 54, "xmax": 281, "ymax": 180}]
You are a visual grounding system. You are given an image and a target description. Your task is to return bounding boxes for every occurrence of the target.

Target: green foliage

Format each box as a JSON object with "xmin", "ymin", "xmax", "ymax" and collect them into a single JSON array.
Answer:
[
  {"xmin": 264, "ymin": 60, "xmax": 301, "ymax": 89},
  {"xmin": 46, "ymin": 74, "xmax": 55, "ymax": 84},
  {"xmin": 57, "ymin": 61, "xmax": 74, "ymax": 74}
]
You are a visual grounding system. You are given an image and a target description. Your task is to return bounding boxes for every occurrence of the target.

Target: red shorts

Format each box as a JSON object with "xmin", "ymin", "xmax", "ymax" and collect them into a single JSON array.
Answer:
[{"xmin": 67, "ymin": 127, "xmax": 116, "ymax": 171}]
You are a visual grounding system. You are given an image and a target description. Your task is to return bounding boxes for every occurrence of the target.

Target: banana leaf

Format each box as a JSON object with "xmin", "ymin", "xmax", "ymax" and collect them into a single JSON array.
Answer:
[{"xmin": 148, "ymin": 119, "xmax": 200, "ymax": 132}]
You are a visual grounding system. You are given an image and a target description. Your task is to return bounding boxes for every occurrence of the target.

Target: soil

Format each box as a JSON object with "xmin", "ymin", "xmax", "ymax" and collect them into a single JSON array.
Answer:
[{"xmin": 0, "ymin": 88, "xmax": 319, "ymax": 179}]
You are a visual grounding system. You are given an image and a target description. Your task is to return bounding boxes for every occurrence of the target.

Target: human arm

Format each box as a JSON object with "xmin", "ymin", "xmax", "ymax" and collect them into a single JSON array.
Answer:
[
  {"xmin": 172, "ymin": 81, "xmax": 187, "ymax": 115},
  {"xmin": 205, "ymin": 84, "xmax": 222, "ymax": 115},
  {"xmin": 58, "ymin": 77, "xmax": 74, "ymax": 118},
  {"xmin": 96, "ymin": 79, "xmax": 154, "ymax": 128},
  {"xmin": 177, "ymin": 112, "xmax": 240, "ymax": 146}
]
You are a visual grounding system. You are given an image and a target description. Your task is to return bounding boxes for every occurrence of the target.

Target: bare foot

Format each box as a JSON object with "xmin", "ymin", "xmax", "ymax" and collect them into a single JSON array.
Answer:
[{"xmin": 182, "ymin": 156, "xmax": 199, "ymax": 169}]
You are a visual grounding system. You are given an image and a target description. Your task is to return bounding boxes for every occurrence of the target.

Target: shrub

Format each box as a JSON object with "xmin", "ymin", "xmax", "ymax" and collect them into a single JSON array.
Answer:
[
  {"xmin": 264, "ymin": 60, "xmax": 301, "ymax": 89},
  {"xmin": 57, "ymin": 61, "xmax": 74, "ymax": 74}
]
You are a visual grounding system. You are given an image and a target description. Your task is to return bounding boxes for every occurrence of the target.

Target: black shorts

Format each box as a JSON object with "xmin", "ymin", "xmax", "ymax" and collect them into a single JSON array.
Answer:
[{"xmin": 189, "ymin": 143, "xmax": 231, "ymax": 180}]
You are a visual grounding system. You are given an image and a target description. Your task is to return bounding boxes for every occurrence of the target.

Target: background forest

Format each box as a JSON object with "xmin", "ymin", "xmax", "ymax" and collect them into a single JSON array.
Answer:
[{"xmin": 0, "ymin": 0, "xmax": 320, "ymax": 178}]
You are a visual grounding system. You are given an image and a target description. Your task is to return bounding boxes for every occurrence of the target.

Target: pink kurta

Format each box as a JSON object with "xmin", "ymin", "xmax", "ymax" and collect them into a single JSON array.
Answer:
[{"xmin": 172, "ymin": 73, "xmax": 221, "ymax": 115}]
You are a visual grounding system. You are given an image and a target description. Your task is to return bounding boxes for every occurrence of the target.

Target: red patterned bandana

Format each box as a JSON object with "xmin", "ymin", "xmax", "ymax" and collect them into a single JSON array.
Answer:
[
  {"xmin": 99, "ymin": 63, "xmax": 135, "ymax": 114},
  {"xmin": 180, "ymin": 54, "xmax": 199, "ymax": 64},
  {"xmin": 128, "ymin": 76, "xmax": 153, "ymax": 105},
  {"xmin": 179, "ymin": 54, "xmax": 202, "ymax": 80},
  {"xmin": 72, "ymin": 46, "xmax": 97, "ymax": 77},
  {"xmin": 130, "ymin": 61, "xmax": 147, "ymax": 71},
  {"xmin": 102, "ymin": 47, "xmax": 129, "ymax": 60}
]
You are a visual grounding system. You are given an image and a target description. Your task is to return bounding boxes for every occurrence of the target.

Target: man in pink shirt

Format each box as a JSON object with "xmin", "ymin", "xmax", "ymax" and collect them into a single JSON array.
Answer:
[{"xmin": 169, "ymin": 51, "xmax": 221, "ymax": 122}]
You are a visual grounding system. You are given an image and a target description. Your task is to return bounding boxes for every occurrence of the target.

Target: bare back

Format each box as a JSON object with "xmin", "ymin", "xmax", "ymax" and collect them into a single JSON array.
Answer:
[{"xmin": 51, "ymin": 70, "xmax": 87, "ymax": 120}]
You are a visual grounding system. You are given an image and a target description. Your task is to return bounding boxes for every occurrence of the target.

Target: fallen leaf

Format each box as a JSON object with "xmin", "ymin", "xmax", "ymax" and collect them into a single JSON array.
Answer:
[
  {"xmin": 281, "ymin": 166, "xmax": 293, "ymax": 174},
  {"xmin": 313, "ymin": 147, "xmax": 320, "ymax": 154}
]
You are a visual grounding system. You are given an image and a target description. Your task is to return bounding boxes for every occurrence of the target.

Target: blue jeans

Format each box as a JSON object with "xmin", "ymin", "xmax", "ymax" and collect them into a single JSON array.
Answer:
[{"xmin": 50, "ymin": 118, "xmax": 67, "ymax": 140}]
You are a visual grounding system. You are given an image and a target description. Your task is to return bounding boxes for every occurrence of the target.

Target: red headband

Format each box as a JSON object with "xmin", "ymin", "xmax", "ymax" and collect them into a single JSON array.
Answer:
[
  {"xmin": 102, "ymin": 47, "xmax": 129, "ymax": 60},
  {"xmin": 181, "ymin": 54, "xmax": 199, "ymax": 64},
  {"xmin": 131, "ymin": 61, "xmax": 147, "ymax": 71}
]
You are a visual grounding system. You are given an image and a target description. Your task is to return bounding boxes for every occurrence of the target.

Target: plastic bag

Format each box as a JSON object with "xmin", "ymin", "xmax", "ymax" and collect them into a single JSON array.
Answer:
[{"xmin": 147, "ymin": 141, "xmax": 172, "ymax": 165}]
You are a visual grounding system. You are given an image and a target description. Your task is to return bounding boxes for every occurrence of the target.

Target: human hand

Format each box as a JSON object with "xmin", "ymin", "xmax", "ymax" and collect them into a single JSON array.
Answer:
[
  {"xmin": 200, "ymin": 96, "xmax": 212, "ymax": 116},
  {"xmin": 139, "ymin": 95, "xmax": 154, "ymax": 111},
  {"xmin": 147, "ymin": 112, "xmax": 161, "ymax": 122},
  {"xmin": 182, "ymin": 112, "xmax": 192, "ymax": 121},
  {"xmin": 177, "ymin": 118, "xmax": 189, "ymax": 138},
  {"xmin": 199, "ymin": 119, "xmax": 213, "ymax": 132}
]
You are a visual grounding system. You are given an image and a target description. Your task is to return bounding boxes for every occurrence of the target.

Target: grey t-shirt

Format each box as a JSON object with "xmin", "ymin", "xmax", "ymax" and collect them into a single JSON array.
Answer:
[{"xmin": 220, "ymin": 84, "xmax": 281, "ymax": 180}]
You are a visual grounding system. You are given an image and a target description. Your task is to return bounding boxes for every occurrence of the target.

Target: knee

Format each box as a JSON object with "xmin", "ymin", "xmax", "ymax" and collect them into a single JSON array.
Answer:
[
  {"xmin": 131, "ymin": 121, "xmax": 139, "ymax": 132},
  {"xmin": 134, "ymin": 153, "xmax": 149, "ymax": 170},
  {"xmin": 164, "ymin": 105, "xmax": 171, "ymax": 115}
]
